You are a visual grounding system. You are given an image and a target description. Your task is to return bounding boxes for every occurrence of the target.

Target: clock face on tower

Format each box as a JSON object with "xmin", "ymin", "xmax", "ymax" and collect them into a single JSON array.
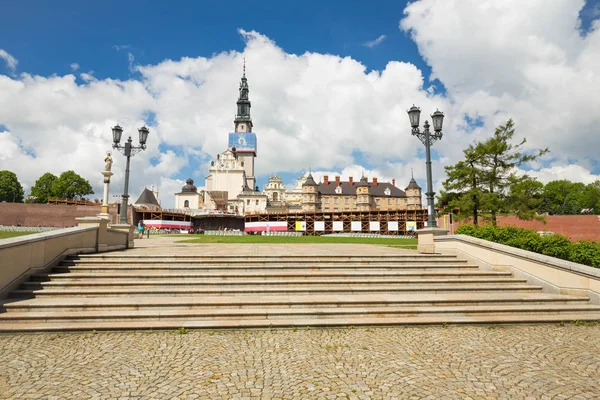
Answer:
[{"xmin": 238, "ymin": 124, "xmax": 245, "ymax": 132}]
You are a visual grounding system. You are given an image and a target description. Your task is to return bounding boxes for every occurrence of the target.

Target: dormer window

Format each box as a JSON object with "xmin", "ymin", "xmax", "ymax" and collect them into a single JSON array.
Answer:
[
  {"xmin": 384, "ymin": 188, "xmax": 391, "ymax": 196},
  {"xmin": 335, "ymin": 186, "xmax": 342, "ymax": 194}
]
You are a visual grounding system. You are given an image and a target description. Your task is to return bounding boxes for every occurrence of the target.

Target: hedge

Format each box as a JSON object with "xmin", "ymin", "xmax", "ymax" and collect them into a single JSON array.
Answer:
[{"xmin": 455, "ymin": 225, "xmax": 600, "ymax": 269}]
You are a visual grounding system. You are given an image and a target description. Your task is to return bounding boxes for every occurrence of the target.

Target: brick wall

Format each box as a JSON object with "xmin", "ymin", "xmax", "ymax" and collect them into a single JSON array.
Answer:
[
  {"xmin": 438, "ymin": 215, "xmax": 600, "ymax": 242},
  {"xmin": 0, "ymin": 203, "xmax": 118, "ymax": 227}
]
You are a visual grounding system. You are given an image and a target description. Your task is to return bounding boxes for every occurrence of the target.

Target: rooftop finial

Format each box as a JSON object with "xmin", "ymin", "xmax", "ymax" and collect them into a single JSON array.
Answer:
[
  {"xmin": 411, "ymin": 168, "xmax": 414, "ymax": 179},
  {"xmin": 243, "ymin": 57, "xmax": 246, "ymax": 78}
]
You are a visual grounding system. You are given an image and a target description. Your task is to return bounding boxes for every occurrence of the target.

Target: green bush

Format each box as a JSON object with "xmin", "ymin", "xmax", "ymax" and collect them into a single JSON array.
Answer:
[{"xmin": 456, "ymin": 225, "xmax": 600, "ymax": 269}]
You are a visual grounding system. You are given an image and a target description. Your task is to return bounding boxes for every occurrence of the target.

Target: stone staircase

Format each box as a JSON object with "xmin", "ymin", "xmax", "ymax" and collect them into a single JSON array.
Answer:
[{"xmin": 1, "ymin": 253, "xmax": 599, "ymax": 331}]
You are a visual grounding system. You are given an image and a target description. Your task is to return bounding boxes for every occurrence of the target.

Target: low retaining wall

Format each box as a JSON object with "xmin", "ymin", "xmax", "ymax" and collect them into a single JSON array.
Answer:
[
  {"xmin": 434, "ymin": 235, "xmax": 600, "ymax": 304},
  {"xmin": 0, "ymin": 217, "xmax": 133, "ymax": 299}
]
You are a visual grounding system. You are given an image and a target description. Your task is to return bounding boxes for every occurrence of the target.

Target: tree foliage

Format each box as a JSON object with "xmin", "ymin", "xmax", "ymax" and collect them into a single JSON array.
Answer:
[
  {"xmin": 539, "ymin": 180, "xmax": 600, "ymax": 215},
  {"xmin": 29, "ymin": 172, "xmax": 58, "ymax": 203},
  {"xmin": 0, "ymin": 170, "xmax": 25, "ymax": 203},
  {"xmin": 51, "ymin": 170, "xmax": 94, "ymax": 200},
  {"xmin": 456, "ymin": 225, "xmax": 600, "ymax": 268},
  {"xmin": 441, "ymin": 119, "xmax": 548, "ymax": 225}
]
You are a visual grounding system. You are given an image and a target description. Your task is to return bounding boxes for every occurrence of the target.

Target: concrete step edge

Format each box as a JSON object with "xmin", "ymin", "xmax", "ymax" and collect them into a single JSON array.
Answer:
[
  {"xmin": 3, "ymin": 304, "xmax": 600, "ymax": 321},
  {"xmin": 2, "ymin": 314, "xmax": 600, "ymax": 332}
]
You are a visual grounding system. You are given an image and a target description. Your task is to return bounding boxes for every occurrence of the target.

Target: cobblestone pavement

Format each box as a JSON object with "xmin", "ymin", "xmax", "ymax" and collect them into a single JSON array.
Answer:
[{"xmin": 1, "ymin": 324, "xmax": 599, "ymax": 399}]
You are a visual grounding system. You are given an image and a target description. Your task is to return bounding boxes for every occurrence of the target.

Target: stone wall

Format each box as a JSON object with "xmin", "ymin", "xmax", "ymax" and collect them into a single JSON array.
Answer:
[{"xmin": 0, "ymin": 203, "xmax": 118, "ymax": 227}]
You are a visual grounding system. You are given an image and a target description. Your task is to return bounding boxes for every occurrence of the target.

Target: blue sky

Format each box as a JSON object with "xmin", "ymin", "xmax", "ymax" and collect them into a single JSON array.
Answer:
[
  {"xmin": 1, "ymin": 1, "xmax": 430, "ymax": 80},
  {"xmin": 1, "ymin": 1, "xmax": 600, "ymax": 207}
]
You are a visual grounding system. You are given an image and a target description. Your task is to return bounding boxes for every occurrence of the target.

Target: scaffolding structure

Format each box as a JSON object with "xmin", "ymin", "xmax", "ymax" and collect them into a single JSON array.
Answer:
[{"xmin": 245, "ymin": 209, "xmax": 428, "ymax": 236}]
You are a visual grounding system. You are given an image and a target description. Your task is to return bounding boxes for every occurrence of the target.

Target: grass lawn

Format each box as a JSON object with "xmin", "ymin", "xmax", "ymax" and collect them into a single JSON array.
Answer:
[
  {"xmin": 0, "ymin": 231, "xmax": 38, "ymax": 239},
  {"xmin": 173, "ymin": 234, "xmax": 418, "ymax": 247}
]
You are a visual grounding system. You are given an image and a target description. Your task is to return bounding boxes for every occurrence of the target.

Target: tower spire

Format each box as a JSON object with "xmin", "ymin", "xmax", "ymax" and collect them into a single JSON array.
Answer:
[{"xmin": 234, "ymin": 60, "xmax": 252, "ymax": 132}]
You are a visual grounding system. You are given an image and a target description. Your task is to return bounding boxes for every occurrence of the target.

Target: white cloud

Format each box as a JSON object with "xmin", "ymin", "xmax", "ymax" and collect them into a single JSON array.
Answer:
[
  {"xmin": 113, "ymin": 45, "xmax": 131, "ymax": 51},
  {"xmin": 400, "ymin": 0, "xmax": 600, "ymax": 165},
  {"xmin": 127, "ymin": 52, "xmax": 136, "ymax": 73},
  {"xmin": 364, "ymin": 35, "xmax": 387, "ymax": 48},
  {"xmin": 0, "ymin": 49, "xmax": 18, "ymax": 73},
  {"xmin": 70, "ymin": 63, "xmax": 80, "ymax": 72},
  {"xmin": 527, "ymin": 164, "xmax": 600, "ymax": 185}
]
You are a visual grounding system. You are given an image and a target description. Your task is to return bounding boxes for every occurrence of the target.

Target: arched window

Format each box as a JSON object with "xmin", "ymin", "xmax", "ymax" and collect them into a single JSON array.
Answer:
[
  {"xmin": 184, "ymin": 200, "xmax": 189, "ymax": 208},
  {"xmin": 273, "ymin": 192, "xmax": 279, "ymax": 201}
]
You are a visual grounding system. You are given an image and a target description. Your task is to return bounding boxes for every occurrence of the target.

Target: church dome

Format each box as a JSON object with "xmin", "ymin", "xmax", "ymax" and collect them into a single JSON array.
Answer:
[{"xmin": 181, "ymin": 179, "xmax": 197, "ymax": 193}]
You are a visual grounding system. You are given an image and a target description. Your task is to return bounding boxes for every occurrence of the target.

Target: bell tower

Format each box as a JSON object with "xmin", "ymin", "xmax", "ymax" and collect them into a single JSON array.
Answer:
[
  {"xmin": 228, "ymin": 59, "xmax": 257, "ymax": 190},
  {"xmin": 234, "ymin": 59, "xmax": 253, "ymax": 134}
]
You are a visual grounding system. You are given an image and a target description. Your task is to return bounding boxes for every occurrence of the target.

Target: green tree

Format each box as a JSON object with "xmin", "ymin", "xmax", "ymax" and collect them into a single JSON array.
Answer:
[
  {"xmin": 51, "ymin": 170, "xmax": 94, "ymax": 200},
  {"xmin": 0, "ymin": 170, "xmax": 25, "ymax": 202},
  {"xmin": 442, "ymin": 144, "xmax": 485, "ymax": 225},
  {"xmin": 29, "ymin": 172, "xmax": 58, "ymax": 203},
  {"xmin": 442, "ymin": 119, "xmax": 548, "ymax": 226},
  {"xmin": 580, "ymin": 180, "xmax": 600, "ymax": 214},
  {"xmin": 506, "ymin": 179, "xmax": 545, "ymax": 221},
  {"xmin": 476, "ymin": 119, "xmax": 548, "ymax": 225},
  {"xmin": 540, "ymin": 180, "xmax": 586, "ymax": 215}
]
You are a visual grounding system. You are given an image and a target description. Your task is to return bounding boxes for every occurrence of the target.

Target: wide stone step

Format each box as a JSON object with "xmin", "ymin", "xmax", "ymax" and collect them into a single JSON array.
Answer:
[
  {"xmin": 53, "ymin": 263, "xmax": 479, "ymax": 272},
  {"xmin": 62, "ymin": 257, "xmax": 467, "ymax": 265},
  {"xmin": 21, "ymin": 278, "xmax": 527, "ymax": 288},
  {"xmin": 9, "ymin": 284, "xmax": 544, "ymax": 298},
  {"xmin": 2, "ymin": 293, "xmax": 587, "ymax": 312},
  {"xmin": 35, "ymin": 270, "xmax": 514, "ymax": 281},
  {"xmin": 2, "ymin": 304, "xmax": 600, "ymax": 323},
  {"xmin": 2, "ymin": 313, "xmax": 600, "ymax": 332},
  {"xmin": 72, "ymin": 254, "xmax": 455, "ymax": 261}
]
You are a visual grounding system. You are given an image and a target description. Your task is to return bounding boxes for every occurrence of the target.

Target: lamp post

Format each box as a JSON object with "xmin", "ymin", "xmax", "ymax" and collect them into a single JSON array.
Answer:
[
  {"xmin": 112, "ymin": 125, "xmax": 150, "ymax": 224},
  {"xmin": 407, "ymin": 105, "xmax": 444, "ymax": 228}
]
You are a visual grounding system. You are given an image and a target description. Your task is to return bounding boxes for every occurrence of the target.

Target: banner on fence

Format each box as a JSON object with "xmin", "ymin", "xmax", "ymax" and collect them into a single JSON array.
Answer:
[
  {"xmin": 387, "ymin": 221, "xmax": 399, "ymax": 231},
  {"xmin": 245, "ymin": 221, "xmax": 287, "ymax": 232},
  {"xmin": 333, "ymin": 221, "xmax": 344, "ymax": 231},
  {"xmin": 314, "ymin": 221, "xmax": 325, "ymax": 231},
  {"xmin": 369, "ymin": 221, "xmax": 380, "ymax": 231},
  {"xmin": 407, "ymin": 221, "xmax": 417, "ymax": 232},
  {"xmin": 351, "ymin": 221, "xmax": 362, "ymax": 231},
  {"xmin": 143, "ymin": 220, "xmax": 192, "ymax": 229},
  {"xmin": 295, "ymin": 221, "xmax": 306, "ymax": 231}
]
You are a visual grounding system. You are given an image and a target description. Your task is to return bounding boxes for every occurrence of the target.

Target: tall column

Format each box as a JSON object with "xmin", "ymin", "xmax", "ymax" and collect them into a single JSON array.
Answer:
[{"xmin": 99, "ymin": 171, "xmax": 113, "ymax": 220}]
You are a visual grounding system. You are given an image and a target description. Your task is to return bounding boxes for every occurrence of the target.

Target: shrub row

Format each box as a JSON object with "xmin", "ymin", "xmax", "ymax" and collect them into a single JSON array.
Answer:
[{"xmin": 455, "ymin": 225, "xmax": 600, "ymax": 269}]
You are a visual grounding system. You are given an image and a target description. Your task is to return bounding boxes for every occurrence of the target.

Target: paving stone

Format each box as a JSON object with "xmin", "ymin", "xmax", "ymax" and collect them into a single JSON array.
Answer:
[{"xmin": 0, "ymin": 325, "xmax": 599, "ymax": 399}]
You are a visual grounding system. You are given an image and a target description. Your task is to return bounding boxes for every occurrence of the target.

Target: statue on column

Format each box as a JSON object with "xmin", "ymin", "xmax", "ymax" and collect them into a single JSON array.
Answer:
[{"xmin": 104, "ymin": 151, "xmax": 113, "ymax": 172}]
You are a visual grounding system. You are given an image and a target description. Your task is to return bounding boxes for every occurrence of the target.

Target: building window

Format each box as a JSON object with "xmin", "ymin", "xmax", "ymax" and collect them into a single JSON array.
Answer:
[
  {"xmin": 255, "ymin": 200, "xmax": 259, "ymax": 205},
  {"xmin": 376, "ymin": 199, "xmax": 380, "ymax": 206},
  {"xmin": 247, "ymin": 199, "xmax": 250, "ymax": 205},
  {"xmin": 184, "ymin": 200, "xmax": 189, "ymax": 208},
  {"xmin": 345, "ymin": 198, "xmax": 349, "ymax": 204},
  {"xmin": 404, "ymin": 199, "xmax": 408, "ymax": 204},
  {"xmin": 396, "ymin": 199, "xmax": 399, "ymax": 205},
  {"xmin": 388, "ymin": 199, "xmax": 391, "ymax": 205},
  {"xmin": 334, "ymin": 198, "xmax": 338, "ymax": 204},
  {"xmin": 324, "ymin": 198, "xmax": 329, "ymax": 204}
]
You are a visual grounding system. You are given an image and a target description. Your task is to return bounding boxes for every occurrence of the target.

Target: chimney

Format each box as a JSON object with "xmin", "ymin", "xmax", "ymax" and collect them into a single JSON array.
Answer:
[
  {"xmin": 392, "ymin": 179, "xmax": 396, "ymax": 187},
  {"xmin": 373, "ymin": 177, "xmax": 378, "ymax": 186},
  {"xmin": 324, "ymin": 175, "xmax": 329, "ymax": 185},
  {"xmin": 335, "ymin": 176, "xmax": 341, "ymax": 185},
  {"xmin": 349, "ymin": 177, "xmax": 353, "ymax": 186}
]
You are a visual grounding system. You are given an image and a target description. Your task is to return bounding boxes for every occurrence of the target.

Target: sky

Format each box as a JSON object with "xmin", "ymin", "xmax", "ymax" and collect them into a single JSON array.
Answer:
[{"xmin": 1, "ymin": 0, "xmax": 600, "ymax": 208}]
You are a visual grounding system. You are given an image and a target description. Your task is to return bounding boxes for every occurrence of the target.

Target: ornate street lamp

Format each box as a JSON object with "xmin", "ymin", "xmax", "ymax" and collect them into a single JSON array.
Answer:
[
  {"xmin": 112, "ymin": 125, "xmax": 150, "ymax": 224},
  {"xmin": 407, "ymin": 105, "xmax": 444, "ymax": 228}
]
